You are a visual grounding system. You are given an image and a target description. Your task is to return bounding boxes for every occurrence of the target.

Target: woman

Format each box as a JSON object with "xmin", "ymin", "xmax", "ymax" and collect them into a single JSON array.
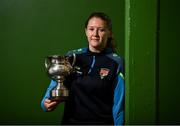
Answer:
[{"xmin": 41, "ymin": 12, "xmax": 125, "ymax": 125}]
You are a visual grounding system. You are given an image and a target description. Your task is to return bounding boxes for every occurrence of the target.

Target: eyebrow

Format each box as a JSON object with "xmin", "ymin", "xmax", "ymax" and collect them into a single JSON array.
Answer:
[{"xmin": 87, "ymin": 26, "xmax": 107, "ymax": 29}]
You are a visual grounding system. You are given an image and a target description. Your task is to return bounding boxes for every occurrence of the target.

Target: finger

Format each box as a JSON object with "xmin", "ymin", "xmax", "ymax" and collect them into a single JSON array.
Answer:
[
  {"xmin": 47, "ymin": 101, "xmax": 58, "ymax": 111},
  {"xmin": 44, "ymin": 98, "xmax": 52, "ymax": 103},
  {"xmin": 49, "ymin": 101, "xmax": 58, "ymax": 106}
]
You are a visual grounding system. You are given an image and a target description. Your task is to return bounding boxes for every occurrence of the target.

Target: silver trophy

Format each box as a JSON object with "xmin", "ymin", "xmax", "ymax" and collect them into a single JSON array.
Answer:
[{"xmin": 45, "ymin": 53, "xmax": 76, "ymax": 100}]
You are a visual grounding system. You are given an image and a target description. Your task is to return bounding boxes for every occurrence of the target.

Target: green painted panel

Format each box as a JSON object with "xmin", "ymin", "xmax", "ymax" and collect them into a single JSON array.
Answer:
[
  {"xmin": 0, "ymin": 0, "xmax": 124, "ymax": 124},
  {"xmin": 125, "ymin": 0, "xmax": 157, "ymax": 124}
]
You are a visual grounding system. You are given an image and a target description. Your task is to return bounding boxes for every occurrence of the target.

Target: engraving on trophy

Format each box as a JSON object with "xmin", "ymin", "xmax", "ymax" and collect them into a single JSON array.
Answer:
[{"xmin": 45, "ymin": 54, "xmax": 76, "ymax": 100}]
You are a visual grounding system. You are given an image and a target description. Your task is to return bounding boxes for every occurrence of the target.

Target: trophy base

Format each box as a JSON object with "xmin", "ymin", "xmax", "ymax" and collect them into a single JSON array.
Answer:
[
  {"xmin": 50, "ymin": 96, "xmax": 67, "ymax": 101},
  {"xmin": 51, "ymin": 89, "xmax": 69, "ymax": 97}
]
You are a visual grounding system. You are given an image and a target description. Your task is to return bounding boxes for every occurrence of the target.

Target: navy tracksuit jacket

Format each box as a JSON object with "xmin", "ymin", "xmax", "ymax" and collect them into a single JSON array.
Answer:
[{"xmin": 41, "ymin": 47, "xmax": 125, "ymax": 125}]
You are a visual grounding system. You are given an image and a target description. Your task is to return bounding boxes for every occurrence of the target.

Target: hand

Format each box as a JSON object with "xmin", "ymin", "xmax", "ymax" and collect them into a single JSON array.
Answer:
[{"xmin": 44, "ymin": 98, "xmax": 60, "ymax": 111}]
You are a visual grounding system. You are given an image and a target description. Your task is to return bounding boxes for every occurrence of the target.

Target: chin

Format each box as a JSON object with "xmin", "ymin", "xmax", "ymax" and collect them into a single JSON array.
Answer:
[
  {"xmin": 91, "ymin": 44, "xmax": 101, "ymax": 48},
  {"xmin": 90, "ymin": 41, "xmax": 100, "ymax": 45}
]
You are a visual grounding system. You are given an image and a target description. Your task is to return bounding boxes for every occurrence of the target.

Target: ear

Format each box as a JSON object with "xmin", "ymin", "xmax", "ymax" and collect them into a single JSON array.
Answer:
[{"xmin": 85, "ymin": 28, "xmax": 88, "ymax": 37}]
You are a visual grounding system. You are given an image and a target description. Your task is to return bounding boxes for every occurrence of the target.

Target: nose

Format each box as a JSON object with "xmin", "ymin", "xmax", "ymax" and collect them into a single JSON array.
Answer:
[{"xmin": 93, "ymin": 29, "xmax": 99, "ymax": 36}]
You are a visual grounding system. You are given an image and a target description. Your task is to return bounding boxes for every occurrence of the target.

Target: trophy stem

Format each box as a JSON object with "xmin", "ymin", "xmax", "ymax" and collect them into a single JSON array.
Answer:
[
  {"xmin": 56, "ymin": 79, "xmax": 62, "ymax": 90},
  {"xmin": 51, "ymin": 79, "xmax": 69, "ymax": 99}
]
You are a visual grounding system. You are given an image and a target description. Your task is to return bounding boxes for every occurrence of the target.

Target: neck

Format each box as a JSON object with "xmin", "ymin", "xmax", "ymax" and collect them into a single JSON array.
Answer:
[{"xmin": 89, "ymin": 46, "xmax": 106, "ymax": 53}]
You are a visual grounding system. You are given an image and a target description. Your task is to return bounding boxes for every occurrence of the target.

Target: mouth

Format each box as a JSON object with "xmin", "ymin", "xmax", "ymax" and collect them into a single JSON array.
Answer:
[{"xmin": 91, "ymin": 38, "xmax": 100, "ymax": 41}]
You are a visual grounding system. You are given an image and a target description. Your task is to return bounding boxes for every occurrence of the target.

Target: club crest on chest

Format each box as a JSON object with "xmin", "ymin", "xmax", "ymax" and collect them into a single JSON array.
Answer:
[{"xmin": 99, "ymin": 68, "xmax": 110, "ymax": 79}]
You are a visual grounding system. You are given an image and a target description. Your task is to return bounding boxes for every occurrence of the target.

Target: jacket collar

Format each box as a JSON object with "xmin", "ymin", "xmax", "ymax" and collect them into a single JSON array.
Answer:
[{"xmin": 86, "ymin": 47, "xmax": 113, "ymax": 56}]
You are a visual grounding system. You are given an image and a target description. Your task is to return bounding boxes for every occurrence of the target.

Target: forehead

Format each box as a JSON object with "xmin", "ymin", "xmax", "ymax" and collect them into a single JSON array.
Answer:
[{"xmin": 87, "ymin": 17, "xmax": 107, "ymax": 27}]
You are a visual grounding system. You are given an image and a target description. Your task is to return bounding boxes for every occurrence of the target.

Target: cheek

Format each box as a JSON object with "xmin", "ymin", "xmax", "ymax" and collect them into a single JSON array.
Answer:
[
  {"xmin": 86, "ymin": 31, "xmax": 92, "ymax": 38},
  {"xmin": 101, "ymin": 34, "xmax": 109, "ymax": 40},
  {"xmin": 87, "ymin": 35, "xmax": 92, "ymax": 41}
]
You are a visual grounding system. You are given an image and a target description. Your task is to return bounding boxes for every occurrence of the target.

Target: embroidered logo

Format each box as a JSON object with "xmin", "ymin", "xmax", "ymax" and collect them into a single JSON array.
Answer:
[{"xmin": 99, "ymin": 68, "xmax": 110, "ymax": 79}]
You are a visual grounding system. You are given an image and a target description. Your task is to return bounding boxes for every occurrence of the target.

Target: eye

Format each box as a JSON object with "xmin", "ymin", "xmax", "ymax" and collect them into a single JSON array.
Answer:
[
  {"xmin": 88, "ymin": 27, "xmax": 94, "ymax": 31},
  {"xmin": 99, "ymin": 29, "xmax": 105, "ymax": 32}
]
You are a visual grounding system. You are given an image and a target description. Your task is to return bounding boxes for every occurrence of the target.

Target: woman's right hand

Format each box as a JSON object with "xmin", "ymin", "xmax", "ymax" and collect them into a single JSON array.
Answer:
[{"xmin": 44, "ymin": 98, "xmax": 61, "ymax": 111}]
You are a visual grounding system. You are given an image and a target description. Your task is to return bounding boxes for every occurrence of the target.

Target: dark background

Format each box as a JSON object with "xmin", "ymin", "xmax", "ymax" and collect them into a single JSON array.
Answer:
[{"xmin": 158, "ymin": 0, "xmax": 180, "ymax": 124}]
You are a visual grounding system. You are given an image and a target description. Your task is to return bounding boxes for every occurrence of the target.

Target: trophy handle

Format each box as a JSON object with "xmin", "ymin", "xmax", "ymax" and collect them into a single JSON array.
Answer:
[{"xmin": 45, "ymin": 57, "xmax": 50, "ymax": 69}]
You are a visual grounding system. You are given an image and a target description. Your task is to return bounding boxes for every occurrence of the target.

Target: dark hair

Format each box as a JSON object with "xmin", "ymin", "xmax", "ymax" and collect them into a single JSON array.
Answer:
[{"xmin": 85, "ymin": 12, "xmax": 116, "ymax": 52}]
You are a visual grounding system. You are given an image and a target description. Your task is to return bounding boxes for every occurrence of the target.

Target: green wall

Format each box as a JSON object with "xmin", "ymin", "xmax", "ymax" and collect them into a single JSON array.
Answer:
[
  {"xmin": 125, "ymin": 0, "xmax": 180, "ymax": 124},
  {"xmin": 0, "ymin": 0, "xmax": 124, "ymax": 124},
  {"xmin": 125, "ymin": 0, "xmax": 157, "ymax": 124},
  {"xmin": 2, "ymin": 0, "xmax": 179, "ymax": 125},
  {"xmin": 158, "ymin": 0, "xmax": 180, "ymax": 124}
]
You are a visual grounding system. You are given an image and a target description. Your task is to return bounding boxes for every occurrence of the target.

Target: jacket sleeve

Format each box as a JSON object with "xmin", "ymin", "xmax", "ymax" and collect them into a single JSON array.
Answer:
[
  {"xmin": 113, "ymin": 72, "xmax": 125, "ymax": 125},
  {"xmin": 41, "ymin": 80, "xmax": 57, "ymax": 112}
]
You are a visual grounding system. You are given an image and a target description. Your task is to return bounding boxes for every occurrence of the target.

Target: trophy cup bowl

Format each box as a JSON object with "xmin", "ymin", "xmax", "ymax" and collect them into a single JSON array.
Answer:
[{"xmin": 45, "ymin": 54, "xmax": 75, "ymax": 100}]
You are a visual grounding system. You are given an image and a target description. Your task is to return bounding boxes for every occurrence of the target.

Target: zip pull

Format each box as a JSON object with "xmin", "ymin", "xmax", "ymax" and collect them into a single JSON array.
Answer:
[{"xmin": 87, "ymin": 55, "xmax": 96, "ymax": 74}]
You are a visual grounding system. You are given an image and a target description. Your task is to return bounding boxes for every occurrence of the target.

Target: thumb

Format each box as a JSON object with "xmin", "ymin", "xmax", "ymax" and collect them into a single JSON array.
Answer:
[{"xmin": 44, "ymin": 98, "xmax": 51, "ymax": 103}]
